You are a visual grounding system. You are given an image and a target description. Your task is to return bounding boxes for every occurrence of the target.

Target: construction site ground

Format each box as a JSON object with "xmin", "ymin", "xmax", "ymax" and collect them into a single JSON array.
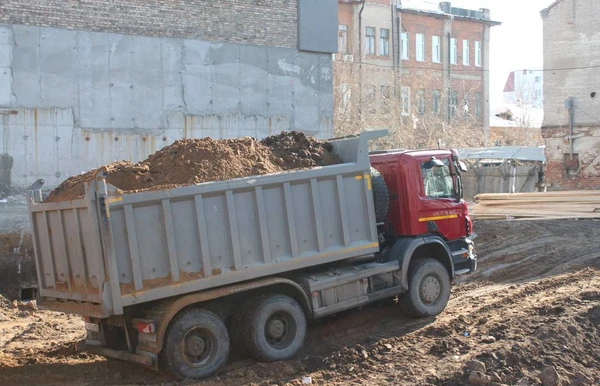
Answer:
[{"xmin": 1, "ymin": 218, "xmax": 599, "ymax": 386}]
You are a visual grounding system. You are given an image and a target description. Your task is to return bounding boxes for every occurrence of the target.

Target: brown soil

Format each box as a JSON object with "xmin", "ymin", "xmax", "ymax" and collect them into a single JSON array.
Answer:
[
  {"xmin": 44, "ymin": 132, "xmax": 342, "ymax": 203},
  {"xmin": 0, "ymin": 219, "xmax": 599, "ymax": 386}
]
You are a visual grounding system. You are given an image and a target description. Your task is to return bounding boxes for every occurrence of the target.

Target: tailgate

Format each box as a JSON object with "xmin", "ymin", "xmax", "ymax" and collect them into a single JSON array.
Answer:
[{"xmin": 27, "ymin": 190, "xmax": 109, "ymax": 311}]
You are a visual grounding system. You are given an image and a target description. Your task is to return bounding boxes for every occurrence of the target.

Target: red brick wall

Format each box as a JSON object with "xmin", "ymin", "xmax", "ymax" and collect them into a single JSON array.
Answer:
[
  {"xmin": 542, "ymin": 126, "xmax": 600, "ymax": 190},
  {"xmin": 0, "ymin": 0, "xmax": 298, "ymax": 48}
]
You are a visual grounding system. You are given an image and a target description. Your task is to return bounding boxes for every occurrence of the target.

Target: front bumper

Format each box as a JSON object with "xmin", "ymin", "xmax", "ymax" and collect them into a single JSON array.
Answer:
[{"xmin": 451, "ymin": 238, "xmax": 477, "ymax": 275}]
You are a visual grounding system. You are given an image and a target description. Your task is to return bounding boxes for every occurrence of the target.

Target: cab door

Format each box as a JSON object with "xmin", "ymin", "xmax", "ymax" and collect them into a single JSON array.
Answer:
[{"xmin": 416, "ymin": 156, "xmax": 467, "ymax": 241}]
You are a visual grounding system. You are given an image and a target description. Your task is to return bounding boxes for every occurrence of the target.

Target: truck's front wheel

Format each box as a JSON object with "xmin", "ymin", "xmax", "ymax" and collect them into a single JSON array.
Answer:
[
  {"xmin": 162, "ymin": 309, "xmax": 230, "ymax": 380},
  {"xmin": 400, "ymin": 258, "xmax": 451, "ymax": 318},
  {"xmin": 242, "ymin": 294, "xmax": 307, "ymax": 362}
]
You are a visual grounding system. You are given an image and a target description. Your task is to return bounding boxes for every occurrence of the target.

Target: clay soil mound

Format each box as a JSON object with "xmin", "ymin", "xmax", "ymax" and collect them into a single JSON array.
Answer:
[{"xmin": 45, "ymin": 132, "xmax": 341, "ymax": 203}]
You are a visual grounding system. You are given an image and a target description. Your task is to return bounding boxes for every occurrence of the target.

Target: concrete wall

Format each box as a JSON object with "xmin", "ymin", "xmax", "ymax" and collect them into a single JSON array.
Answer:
[
  {"xmin": 0, "ymin": 24, "xmax": 333, "ymax": 190},
  {"xmin": 541, "ymin": 0, "xmax": 600, "ymax": 189}
]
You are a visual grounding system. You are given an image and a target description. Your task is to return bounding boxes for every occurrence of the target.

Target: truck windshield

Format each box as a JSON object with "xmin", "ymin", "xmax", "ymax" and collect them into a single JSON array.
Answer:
[{"xmin": 421, "ymin": 159, "xmax": 455, "ymax": 199}]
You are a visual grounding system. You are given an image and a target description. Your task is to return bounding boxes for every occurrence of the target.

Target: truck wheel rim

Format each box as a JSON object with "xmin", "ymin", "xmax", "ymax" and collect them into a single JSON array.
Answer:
[
  {"xmin": 419, "ymin": 275, "xmax": 441, "ymax": 304},
  {"xmin": 182, "ymin": 328, "xmax": 216, "ymax": 367},
  {"xmin": 265, "ymin": 311, "xmax": 296, "ymax": 349}
]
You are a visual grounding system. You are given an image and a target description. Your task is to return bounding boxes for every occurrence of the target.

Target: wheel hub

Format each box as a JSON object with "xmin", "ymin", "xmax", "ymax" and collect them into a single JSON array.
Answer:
[
  {"xmin": 185, "ymin": 335, "xmax": 206, "ymax": 357},
  {"xmin": 267, "ymin": 319, "xmax": 286, "ymax": 339},
  {"xmin": 419, "ymin": 275, "xmax": 441, "ymax": 304}
]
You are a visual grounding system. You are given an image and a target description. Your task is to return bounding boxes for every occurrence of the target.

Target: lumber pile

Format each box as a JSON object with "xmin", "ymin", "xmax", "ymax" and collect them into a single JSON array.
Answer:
[{"xmin": 470, "ymin": 191, "xmax": 600, "ymax": 220}]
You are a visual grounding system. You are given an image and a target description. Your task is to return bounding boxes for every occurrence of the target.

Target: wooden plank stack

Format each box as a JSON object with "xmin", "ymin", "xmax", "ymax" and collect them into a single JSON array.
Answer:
[{"xmin": 470, "ymin": 191, "xmax": 600, "ymax": 220}]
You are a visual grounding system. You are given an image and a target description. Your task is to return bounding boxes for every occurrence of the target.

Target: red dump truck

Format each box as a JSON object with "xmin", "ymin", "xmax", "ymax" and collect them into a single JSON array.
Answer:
[{"xmin": 27, "ymin": 130, "xmax": 475, "ymax": 379}]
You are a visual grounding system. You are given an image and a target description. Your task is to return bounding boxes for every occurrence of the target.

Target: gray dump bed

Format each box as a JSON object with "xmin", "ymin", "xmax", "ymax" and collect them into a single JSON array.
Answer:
[{"xmin": 27, "ymin": 131, "xmax": 386, "ymax": 317}]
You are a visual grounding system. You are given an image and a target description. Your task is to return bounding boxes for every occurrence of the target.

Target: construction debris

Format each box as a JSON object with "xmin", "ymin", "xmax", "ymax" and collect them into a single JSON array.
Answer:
[{"xmin": 470, "ymin": 191, "xmax": 600, "ymax": 220}]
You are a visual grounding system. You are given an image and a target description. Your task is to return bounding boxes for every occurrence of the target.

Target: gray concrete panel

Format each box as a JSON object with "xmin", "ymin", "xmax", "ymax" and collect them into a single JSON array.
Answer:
[
  {"xmin": 108, "ymin": 34, "xmax": 135, "ymax": 129},
  {"xmin": 0, "ymin": 26, "xmax": 13, "ymax": 66},
  {"xmin": 161, "ymin": 39, "xmax": 184, "ymax": 112},
  {"xmin": 78, "ymin": 32, "xmax": 112, "ymax": 129},
  {"xmin": 0, "ymin": 68, "xmax": 12, "ymax": 106},
  {"xmin": 0, "ymin": 27, "xmax": 13, "ymax": 106},
  {"xmin": 131, "ymin": 36, "xmax": 163, "ymax": 130},
  {"xmin": 39, "ymin": 28, "xmax": 78, "ymax": 109},
  {"xmin": 182, "ymin": 39, "xmax": 212, "ymax": 115},
  {"xmin": 210, "ymin": 43, "xmax": 242, "ymax": 116},
  {"xmin": 240, "ymin": 45, "xmax": 268, "ymax": 118},
  {"xmin": 294, "ymin": 51, "xmax": 320, "ymax": 132},
  {"xmin": 298, "ymin": 0, "xmax": 338, "ymax": 54},
  {"xmin": 11, "ymin": 25, "xmax": 41, "ymax": 107},
  {"xmin": 267, "ymin": 47, "xmax": 295, "ymax": 124}
]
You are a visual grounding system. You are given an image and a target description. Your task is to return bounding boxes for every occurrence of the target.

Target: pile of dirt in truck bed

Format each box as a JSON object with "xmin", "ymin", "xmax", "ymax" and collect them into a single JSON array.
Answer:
[{"xmin": 44, "ymin": 131, "xmax": 341, "ymax": 203}]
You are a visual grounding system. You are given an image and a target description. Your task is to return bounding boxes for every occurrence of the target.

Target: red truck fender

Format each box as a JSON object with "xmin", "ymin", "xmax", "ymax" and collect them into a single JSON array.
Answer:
[{"xmin": 384, "ymin": 236, "xmax": 455, "ymax": 290}]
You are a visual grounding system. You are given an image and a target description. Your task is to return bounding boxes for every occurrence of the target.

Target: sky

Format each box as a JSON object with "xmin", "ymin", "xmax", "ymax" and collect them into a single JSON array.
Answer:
[{"xmin": 403, "ymin": 0, "xmax": 554, "ymax": 110}]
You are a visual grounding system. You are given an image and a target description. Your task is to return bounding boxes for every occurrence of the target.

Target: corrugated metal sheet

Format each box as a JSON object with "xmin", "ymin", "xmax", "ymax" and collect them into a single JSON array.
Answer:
[{"xmin": 459, "ymin": 147, "xmax": 546, "ymax": 162}]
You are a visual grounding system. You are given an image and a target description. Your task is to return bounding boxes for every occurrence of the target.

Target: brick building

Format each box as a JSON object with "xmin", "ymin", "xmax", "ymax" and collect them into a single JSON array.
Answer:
[
  {"xmin": 0, "ymin": 0, "xmax": 337, "ymax": 191},
  {"xmin": 334, "ymin": 1, "xmax": 499, "ymax": 149},
  {"xmin": 540, "ymin": 0, "xmax": 600, "ymax": 190}
]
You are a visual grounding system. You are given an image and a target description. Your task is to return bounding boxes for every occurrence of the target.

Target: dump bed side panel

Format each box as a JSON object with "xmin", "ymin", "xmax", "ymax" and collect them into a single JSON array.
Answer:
[{"xmin": 109, "ymin": 167, "xmax": 378, "ymax": 307}]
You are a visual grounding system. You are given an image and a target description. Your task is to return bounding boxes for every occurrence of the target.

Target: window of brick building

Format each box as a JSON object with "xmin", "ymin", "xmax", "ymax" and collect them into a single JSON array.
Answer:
[
  {"xmin": 380, "ymin": 28, "xmax": 389, "ymax": 56},
  {"xmin": 475, "ymin": 92, "xmax": 482, "ymax": 117},
  {"xmin": 463, "ymin": 40, "xmax": 470, "ymax": 65},
  {"xmin": 366, "ymin": 27, "xmax": 375, "ymax": 55},
  {"xmin": 432, "ymin": 36, "xmax": 441, "ymax": 63},
  {"xmin": 416, "ymin": 33, "xmax": 425, "ymax": 62},
  {"xmin": 463, "ymin": 92, "xmax": 470, "ymax": 116},
  {"xmin": 338, "ymin": 25, "xmax": 348, "ymax": 53},
  {"xmin": 417, "ymin": 89, "xmax": 426, "ymax": 115},
  {"xmin": 450, "ymin": 38, "xmax": 457, "ymax": 64},
  {"xmin": 400, "ymin": 32, "xmax": 409, "ymax": 60},
  {"xmin": 401, "ymin": 87, "xmax": 410, "ymax": 116},
  {"xmin": 475, "ymin": 41, "xmax": 482, "ymax": 67},
  {"xmin": 449, "ymin": 89, "xmax": 458, "ymax": 116},
  {"xmin": 432, "ymin": 90, "xmax": 441, "ymax": 114}
]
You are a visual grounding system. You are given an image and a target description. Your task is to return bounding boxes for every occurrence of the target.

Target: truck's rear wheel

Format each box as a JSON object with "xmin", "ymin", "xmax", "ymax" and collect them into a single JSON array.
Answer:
[
  {"xmin": 162, "ymin": 309, "xmax": 230, "ymax": 380},
  {"xmin": 400, "ymin": 258, "xmax": 451, "ymax": 318},
  {"xmin": 242, "ymin": 294, "xmax": 306, "ymax": 362}
]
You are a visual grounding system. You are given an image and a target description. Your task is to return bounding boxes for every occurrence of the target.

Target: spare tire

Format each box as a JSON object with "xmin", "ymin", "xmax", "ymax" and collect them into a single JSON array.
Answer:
[{"xmin": 370, "ymin": 167, "xmax": 389, "ymax": 223}]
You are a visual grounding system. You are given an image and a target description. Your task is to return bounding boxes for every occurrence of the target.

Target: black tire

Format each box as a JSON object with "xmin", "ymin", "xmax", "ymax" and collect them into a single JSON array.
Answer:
[
  {"xmin": 242, "ymin": 294, "xmax": 307, "ymax": 362},
  {"xmin": 400, "ymin": 258, "xmax": 451, "ymax": 319},
  {"xmin": 161, "ymin": 309, "xmax": 230, "ymax": 380},
  {"xmin": 370, "ymin": 167, "xmax": 389, "ymax": 223}
]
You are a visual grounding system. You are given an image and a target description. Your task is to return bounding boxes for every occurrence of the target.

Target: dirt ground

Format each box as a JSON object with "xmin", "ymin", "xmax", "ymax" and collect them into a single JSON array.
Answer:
[{"xmin": 0, "ymin": 219, "xmax": 599, "ymax": 386}]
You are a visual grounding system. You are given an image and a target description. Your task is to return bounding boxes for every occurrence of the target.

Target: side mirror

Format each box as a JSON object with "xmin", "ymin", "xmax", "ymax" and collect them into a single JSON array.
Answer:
[
  {"xmin": 458, "ymin": 161, "xmax": 468, "ymax": 172},
  {"xmin": 423, "ymin": 157, "xmax": 445, "ymax": 170}
]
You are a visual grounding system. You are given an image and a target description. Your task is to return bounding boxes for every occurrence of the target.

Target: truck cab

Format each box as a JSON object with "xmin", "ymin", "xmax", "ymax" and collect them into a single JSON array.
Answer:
[{"xmin": 370, "ymin": 148, "xmax": 476, "ymax": 277}]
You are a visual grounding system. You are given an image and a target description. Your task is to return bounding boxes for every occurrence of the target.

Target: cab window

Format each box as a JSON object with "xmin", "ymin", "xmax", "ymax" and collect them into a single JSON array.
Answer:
[{"xmin": 421, "ymin": 159, "xmax": 454, "ymax": 198}]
